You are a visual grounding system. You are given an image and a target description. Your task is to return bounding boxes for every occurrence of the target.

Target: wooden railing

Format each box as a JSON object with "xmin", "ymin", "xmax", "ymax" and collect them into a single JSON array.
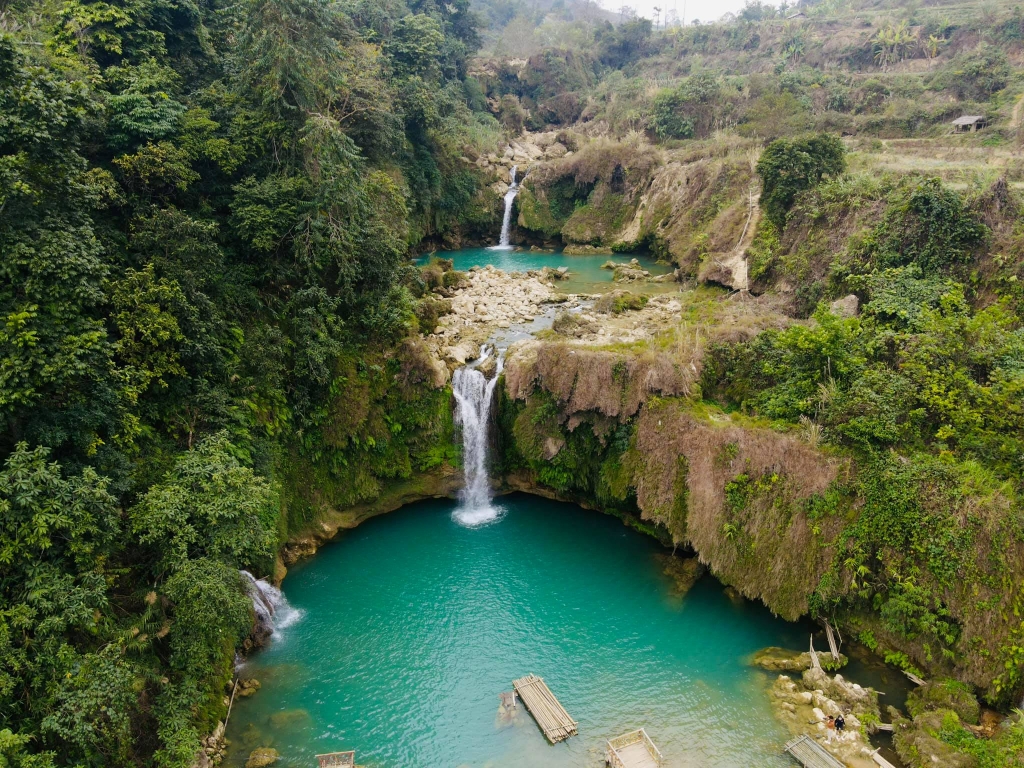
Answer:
[{"xmin": 606, "ymin": 728, "xmax": 663, "ymax": 767}]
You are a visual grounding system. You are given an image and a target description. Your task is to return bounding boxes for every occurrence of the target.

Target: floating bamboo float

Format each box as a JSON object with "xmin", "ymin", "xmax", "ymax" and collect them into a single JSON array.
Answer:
[{"xmin": 512, "ymin": 674, "xmax": 578, "ymax": 743}]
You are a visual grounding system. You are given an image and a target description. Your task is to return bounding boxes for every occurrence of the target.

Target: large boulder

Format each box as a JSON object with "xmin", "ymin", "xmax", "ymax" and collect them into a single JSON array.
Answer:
[{"xmin": 829, "ymin": 294, "xmax": 859, "ymax": 318}]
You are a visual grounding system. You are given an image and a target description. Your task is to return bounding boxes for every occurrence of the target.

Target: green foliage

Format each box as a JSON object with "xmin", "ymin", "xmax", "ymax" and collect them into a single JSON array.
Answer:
[
  {"xmin": 131, "ymin": 432, "xmax": 279, "ymax": 571},
  {"xmin": 930, "ymin": 46, "xmax": 1012, "ymax": 101},
  {"xmin": 854, "ymin": 179, "xmax": 987, "ymax": 272},
  {"xmin": 652, "ymin": 73, "xmax": 724, "ymax": 140},
  {"xmin": 757, "ymin": 133, "xmax": 847, "ymax": 230}
]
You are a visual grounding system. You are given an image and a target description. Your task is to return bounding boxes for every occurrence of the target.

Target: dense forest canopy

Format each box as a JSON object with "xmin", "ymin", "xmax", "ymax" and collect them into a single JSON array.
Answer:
[
  {"xmin": 3, "ymin": 0, "xmax": 1024, "ymax": 764},
  {"xmin": 0, "ymin": 0, "xmax": 500, "ymax": 761}
]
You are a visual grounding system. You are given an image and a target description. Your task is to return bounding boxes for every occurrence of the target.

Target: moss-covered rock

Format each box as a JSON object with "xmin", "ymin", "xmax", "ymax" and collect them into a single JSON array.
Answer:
[
  {"xmin": 516, "ymin": 185, "xmax": 565, "ymax": 238},
  {"xmin": 245, "ymin": 748, "xmax": 280, "ymax": 768},
  {"xmin": 906, "ymin": 680, "xmax": 981, "ymax": 726},
  {"xmin": 751, "ymin": 647, "xmax": 848, "ymax": 672}
]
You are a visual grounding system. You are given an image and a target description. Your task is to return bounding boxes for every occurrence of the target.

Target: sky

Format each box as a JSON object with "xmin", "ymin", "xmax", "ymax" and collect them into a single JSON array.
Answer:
[{"xmin": 599, "ymin": 0, "xmax": 754, "ymax": 25}]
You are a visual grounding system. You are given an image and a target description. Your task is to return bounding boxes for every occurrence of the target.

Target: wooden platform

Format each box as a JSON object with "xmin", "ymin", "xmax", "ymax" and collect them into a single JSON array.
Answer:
[
  {"xmin": 607, "ymin": 728, "xmax": 662, "ymax": 768},
  {"xmin": 783, "ymin": 735, "xmax": 846, "ymax": 768},
  {"xmin": 316, "ymin": 752, "xmax": 354, "ymax": 768},
  {"xmin": 512, "ymin": 674, "xmax": 578, "ymax": 743}
]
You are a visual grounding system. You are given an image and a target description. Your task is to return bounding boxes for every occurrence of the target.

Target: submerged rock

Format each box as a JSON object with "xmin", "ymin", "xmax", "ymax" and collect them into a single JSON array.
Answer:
[
  {"xmin": 751, "ymin": 647, "xmax": 848, "ymax": 672},
  {"xmin": 237, "ymin": 678, "xmax": 261, "ymax": 697},
  {"xmin": 245, "ymin": 748, "xmax": 279, "ymax": 768},
  {"xmin": 658, "ymin": 554, "xmax": 705, "ymax": 597},
  {"xmin": 268, "ymin": 709, "xmax": 309, "ymax": 729}
]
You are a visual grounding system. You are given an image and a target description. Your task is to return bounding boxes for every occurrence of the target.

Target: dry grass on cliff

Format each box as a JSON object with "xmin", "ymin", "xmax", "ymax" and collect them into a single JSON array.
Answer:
[
  {"xmin": 631, "ymin": 400, "xmax": 848, "ymax": 619},
  {"xmin": 504, "ymin": 340, "xmax": 694, "ymax": 419},
  {"xmin": 531, "ymin": 135, "xmax": 664, "ymax": 189}
]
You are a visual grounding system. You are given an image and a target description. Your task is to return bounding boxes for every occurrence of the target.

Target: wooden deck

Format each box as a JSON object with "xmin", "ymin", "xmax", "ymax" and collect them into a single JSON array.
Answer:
[
  {"xmin": 607, "ymin": 728, "xmax": 662, "ymax": 768},
  {"xmin": 512, "ymin": 674, "xmax": 578, "ymax": 743},
  {"xmin": 784, "ymin": 735, "xmax": 846, "ymax": 768}
]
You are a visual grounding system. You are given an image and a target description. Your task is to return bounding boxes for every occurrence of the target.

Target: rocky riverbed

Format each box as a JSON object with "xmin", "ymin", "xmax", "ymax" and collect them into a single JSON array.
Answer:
[{"xmin": 769, "ymin": 667, "xmax": 882, "ymax": 768}]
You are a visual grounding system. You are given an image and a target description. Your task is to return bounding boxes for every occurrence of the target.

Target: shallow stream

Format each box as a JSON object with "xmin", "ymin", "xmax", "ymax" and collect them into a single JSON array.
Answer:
[{"xmin": 226, "ymin": 495, "xmax": 813, "ymax": 767}]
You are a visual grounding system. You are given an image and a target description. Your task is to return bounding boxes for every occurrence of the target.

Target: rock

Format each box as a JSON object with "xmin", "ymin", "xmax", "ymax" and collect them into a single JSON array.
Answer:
[
  {"xmin": 477, "ymin": 355, "xmax": 497, "ymax": 378},
  {"xmin": 751, "ymin": 647, "xmax": 848, "ymax": 672},
  {"xmin": 446, "ymin": 342, "xmax": 478, "ymax": 366},
  {"xmin": 534, "ymin": 132, "xmax": 556, "ymax": 148},
  {"xmin": 545, "ymin": 142, "xmax": 568, "ymax": 158},
  {"xmin": 245, "ymin": 748, "xmax": 279, "ymax": 768},
  {"xmin": 237, "ymin": 678, "xmax": 261, "ymax": 697},
  {"xmin": 769, "ymin": 670, "xmax": 881, "ymax": 767},
  {"xmin": 907, "ymin": 679, "xmax": 981, "ymax": 725},
  {"xmin": 658, "ymin": 554, "xmax": 706, "ymax": 597},
  {"xmin": 829, "ymin": 294, "xmax": 859, "ymax": 318},
  {"xmin": 542, "ymin": 436, "xmax": 565, "ymax": 460},
  {"xmin": 562, "ymin": 244, "xmax": 613, "ymax": 255}
]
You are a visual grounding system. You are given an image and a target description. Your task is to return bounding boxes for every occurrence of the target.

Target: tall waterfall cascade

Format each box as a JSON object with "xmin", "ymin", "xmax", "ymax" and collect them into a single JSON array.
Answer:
[
  {"xmin": 241, "ymin": 570, "xmax": 302, "ymax": 641},
  {"xmin": 452, "ymin": 349, "xmax": 504, "ymax": 526},
  {"xmin": 490, "ymin": 165, "xmax": 519, "ymax": 250}
]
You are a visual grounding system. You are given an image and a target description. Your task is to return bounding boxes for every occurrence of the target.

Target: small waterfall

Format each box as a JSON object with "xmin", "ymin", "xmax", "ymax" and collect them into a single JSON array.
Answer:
[
  {"xmin": 452, "ymin": 352, "xmax": 504, "ymax": 526},
  {"xmin": 241, "ymin": 570, "xmax": 302, "ymax": 643},
  {"xmin": 490, "ymin": 165, "xmax": 519, "ymax": 250}
]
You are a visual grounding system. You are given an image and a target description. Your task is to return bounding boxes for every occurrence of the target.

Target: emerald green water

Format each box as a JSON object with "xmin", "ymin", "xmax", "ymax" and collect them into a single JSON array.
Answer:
[
  {"xmin": 226, "ymin": 496, "xmax": 808, "ymax": 767},
  {"xmin": 416, "ymin": 248, "xmax": 673, "ymax": 294}
]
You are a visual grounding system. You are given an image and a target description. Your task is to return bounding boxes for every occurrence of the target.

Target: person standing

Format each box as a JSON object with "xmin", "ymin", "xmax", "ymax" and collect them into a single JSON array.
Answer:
[{"xmin": 825, "ymin": 715, "xmax": 837, "ymax": 743}]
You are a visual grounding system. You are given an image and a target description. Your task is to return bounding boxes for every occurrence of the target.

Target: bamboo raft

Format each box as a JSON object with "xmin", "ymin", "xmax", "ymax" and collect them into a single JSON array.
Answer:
[
  {"xmin": 512, "ymin": 674, "xmax": 578, "ymax": 743},
  {"xmin": 783, "ymin": 735, "xmax": 846, "ymax": 768}
]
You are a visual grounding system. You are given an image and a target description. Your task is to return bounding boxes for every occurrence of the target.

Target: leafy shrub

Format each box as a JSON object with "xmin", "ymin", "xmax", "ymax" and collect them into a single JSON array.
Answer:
[
  {"xmin": 756, "ymin": 133, "xmax": 847, "ymax": 229},
  {"xmin": 652, "ymin": 73, "xmax": 724, "ymax": 140},
  {"xmin": 854, "ymin": 178, "xmax": 987, "ymax": 272},
  {"xmin": 929, "ymin": 46, "xmax": 1011, "ymax": 101}
]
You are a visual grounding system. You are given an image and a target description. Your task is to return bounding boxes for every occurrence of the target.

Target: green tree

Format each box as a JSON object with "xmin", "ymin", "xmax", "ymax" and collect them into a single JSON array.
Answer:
[
  {"xmin": 756, "ymin": 133, "xmax": 846, "ymax": 229},
  {"xmin": 130, "ymin": 432, "xmax": 278, "ymax": 570},
  {"xmin": 0, "ymin": 444, "xmax": 119, "ymax": 763}
]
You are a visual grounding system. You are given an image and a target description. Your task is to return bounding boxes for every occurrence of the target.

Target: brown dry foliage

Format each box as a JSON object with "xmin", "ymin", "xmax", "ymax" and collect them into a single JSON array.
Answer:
[
  {"xmin": 504, "ymin": 342, "xmax": 693, "ymax": 419},
  {"xmin": 531, "ymin": 136, "xmax": 662, "ymax": 190},
  {"xmin": 631, "ymin": 401, "xmax": 847, "ymax": 619}
]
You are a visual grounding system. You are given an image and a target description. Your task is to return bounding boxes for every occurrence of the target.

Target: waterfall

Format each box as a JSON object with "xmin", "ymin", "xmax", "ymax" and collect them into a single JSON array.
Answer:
[
  {"xmin": 452, "ymin": 352, "xmax": 504, "ymax": 526},
  {"xmin": 241, "ymin": 570, "xmax": 302, "ymax": 643},
  {"xmin": 490, "ymin": 165, "xmax": 519, "ymax": 250}
]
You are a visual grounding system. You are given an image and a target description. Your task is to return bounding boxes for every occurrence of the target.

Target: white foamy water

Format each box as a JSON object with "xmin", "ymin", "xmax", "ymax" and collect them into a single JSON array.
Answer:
[
  {"xmin": 241, "ymin": 570, "xmax": 303, "ymax": 640},
  {"xmin": 452, "ymin": 353, "xmax": 504, "ymax": 526},
  {"xmin": 489, "ymin": 165, "xmax": 519, "ymax": 250}
]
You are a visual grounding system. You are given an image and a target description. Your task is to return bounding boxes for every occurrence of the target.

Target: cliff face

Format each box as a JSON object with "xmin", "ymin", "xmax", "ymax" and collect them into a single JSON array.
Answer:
[
  {"xmin": 505, "ymin": 131, "xmax": 758, "ymax": 290},
  {"xmin": 500, "ymin": 338, "xmax": 845, "ymax": 621},
  {"xmin": 497, "ymin": 321, "xmax": 1024, "ymax": 705}
]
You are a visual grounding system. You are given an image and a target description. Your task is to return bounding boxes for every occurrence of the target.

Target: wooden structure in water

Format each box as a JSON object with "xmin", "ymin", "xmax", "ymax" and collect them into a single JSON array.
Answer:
[
  {"xmin": 606, "ymin": 728, "xmax": 662, "ymax": 768},
  {"xmin": 315, "ymin": 751, "xmax": 355, "ymax": 768},
  {"xmin": 783, "ymin": 735, "xmax": 846, "ymax": 768},
  {"xmin": 512, "ymin": 674, "xmax": 578, "ymax": 743},
  {"xmin": 869, "ymin": 747, "xmax": 899, "ymax": 768}
]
